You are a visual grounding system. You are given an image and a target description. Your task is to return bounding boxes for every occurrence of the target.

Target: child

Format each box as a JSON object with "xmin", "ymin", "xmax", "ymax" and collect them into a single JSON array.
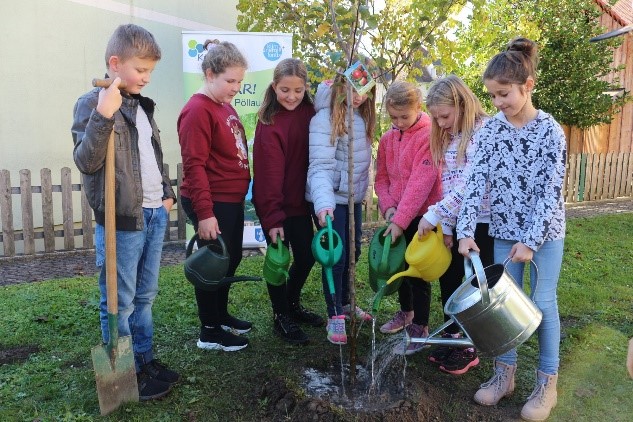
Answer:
[
  {"xmin": 306, "ymin": 67, "xmax": 376, "ymax": 345},
  {"xmin": 252, "ymin": 58, "xmax": 323, "ymax": 345},
  {"xmin": 457, "ymin": 38, "xmax": 566, "ymax": 422},
  {"xmin": 418, "ymin": 75, "xmax": 493, "ymax": 374},
  {"xmin": 374, "ymin": 81, "xmax": 442, "ymax": 356},
  {"xmin": 178, "ymin": 40, "xmax": 252, "ymax": 352},
  {"xmin": 71, "ymin": 24, "xmax": 180, "ymax": 400}
]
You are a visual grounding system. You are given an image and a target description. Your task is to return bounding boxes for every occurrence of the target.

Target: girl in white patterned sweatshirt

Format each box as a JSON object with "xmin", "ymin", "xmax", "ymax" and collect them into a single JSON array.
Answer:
[{"xmin": 457, "ymin": 38, "xmax": 566, "ymax": 422}]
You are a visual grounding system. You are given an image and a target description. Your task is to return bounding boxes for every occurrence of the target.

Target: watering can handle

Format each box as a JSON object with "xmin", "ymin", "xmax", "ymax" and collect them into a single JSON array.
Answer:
[
  {"xmin": 326, "ymin": 215, "xmax": 334, "ymax": 257},
  {"xmin": 379, "ymin": 232, "xmax": 392, "ymax": 273},
  {"xmin": 186, "ymin": 233, "xmax": 228, "ymax": 258},
  {"xmin": 502, "ymin": 258, "xmax": 540, "ymax": 300},
  {"xmin": 464, "ymin": 251, "xmax": 490, "ymax": 306}
]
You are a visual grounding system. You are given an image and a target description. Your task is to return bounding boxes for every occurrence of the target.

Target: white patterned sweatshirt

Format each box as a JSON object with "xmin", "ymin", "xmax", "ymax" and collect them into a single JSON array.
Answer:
[
  {"xmin": 422, "ymin": 119, "xmax": 490, "ymax": 236},
  {"xmin": 456, "ymin": 111, "xmax": 566, "ymax": 251}
]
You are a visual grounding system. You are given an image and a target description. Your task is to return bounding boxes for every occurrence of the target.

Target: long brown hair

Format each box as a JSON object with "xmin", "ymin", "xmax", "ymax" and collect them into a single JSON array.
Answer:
[
  {"xmin": 483, "ymin": 37, "xmax": 538, "ymax": 85},
  {"xmin": 257, "ymin": 58, "xmax": 313, "ymax": 125},
  {"xmin": 329, "ymin": 73, "xmax": 376, "ymax": 145},
  {"xmin": 425, "ymin": 75, "xmax": 487, "ymax": 166}
]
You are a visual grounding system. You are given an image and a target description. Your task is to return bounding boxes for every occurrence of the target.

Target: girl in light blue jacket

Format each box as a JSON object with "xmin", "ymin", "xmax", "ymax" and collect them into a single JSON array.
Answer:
[{"xmin": 306, "ymin": 74, "xmax": 375, "ymax": 345}]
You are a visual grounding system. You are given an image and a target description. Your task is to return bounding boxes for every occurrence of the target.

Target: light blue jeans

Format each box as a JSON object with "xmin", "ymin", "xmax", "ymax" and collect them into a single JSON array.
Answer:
[
  {"xmin": 96, "ymin": 206, "xmax": 168, "ymax": 371},
  {"xmin": 493, "ymin": 238, "xmax": 564, "ymax": 375}
]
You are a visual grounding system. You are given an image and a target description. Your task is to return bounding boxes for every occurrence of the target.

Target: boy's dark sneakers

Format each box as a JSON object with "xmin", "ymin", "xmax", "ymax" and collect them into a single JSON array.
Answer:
[
  {"xmin": 198, "ymin": 325, "xmax": 249, "ymax": 351},
  {"xmin": 289, "ymin": 304, "xmax": 325, "ymax": 327},
  {"xmin": 439, "ymin": 348, "xmax": 480, "ymax": 375},
  {"xmin": 274, "ymin": 314, "xmax": 309, "ymax": 345},
  {"xmin": 140, "ymin": 359, "xmax": 181, "ymax": 385},
  {"xmin": 428, "ymin": 333, "xmax": 459, "ymax": 364},
  {"xmin": 220, "ymin": 315, "xmax": 252, "ymax": 334},
  {"xmin": 137, "ymin": 371, "xmax": 171, "ymax": 401}
]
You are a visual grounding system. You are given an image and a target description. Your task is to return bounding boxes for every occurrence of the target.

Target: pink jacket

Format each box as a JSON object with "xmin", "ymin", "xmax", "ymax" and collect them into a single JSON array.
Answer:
[{"xmin": 374, "ymin": 113, "xmax": 442, "ymax": 230}]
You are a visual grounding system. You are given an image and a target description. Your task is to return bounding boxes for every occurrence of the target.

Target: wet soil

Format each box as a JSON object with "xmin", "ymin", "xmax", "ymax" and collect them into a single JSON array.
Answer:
[{"xmin": 0, "ymin": 344, "xmax": 39, "ymax": 365}]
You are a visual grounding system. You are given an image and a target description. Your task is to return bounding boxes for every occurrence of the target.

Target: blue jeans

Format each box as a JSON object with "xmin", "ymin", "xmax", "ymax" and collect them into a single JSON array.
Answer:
[
  {"xmin": 96, "ymin": 206, "xmax": 168, "ymax": 372},
  {"xmin": 322, "ymin": 203, "xmax": 362, "ymax": 317},
  {"xmin": 493, "ymin": 238, "xmax": 564, "ymax": 375}
]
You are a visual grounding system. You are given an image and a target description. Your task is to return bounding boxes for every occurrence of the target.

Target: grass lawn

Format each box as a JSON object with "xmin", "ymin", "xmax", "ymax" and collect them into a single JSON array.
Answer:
[{"xmin": 0, "ymin": 213, "xmax": 632, "ymax": 421}]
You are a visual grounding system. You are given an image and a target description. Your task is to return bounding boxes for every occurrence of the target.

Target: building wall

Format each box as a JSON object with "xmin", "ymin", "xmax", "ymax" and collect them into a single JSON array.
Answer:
[{"xmin": 0, "ymin": 0, "xmax": 239, "ymax": 179}]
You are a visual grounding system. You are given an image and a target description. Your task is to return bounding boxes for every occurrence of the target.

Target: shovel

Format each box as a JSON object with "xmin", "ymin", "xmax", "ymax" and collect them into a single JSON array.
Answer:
[{"xmin": 91, "ymin": 80, "xmax": 138, "ymax": 415}]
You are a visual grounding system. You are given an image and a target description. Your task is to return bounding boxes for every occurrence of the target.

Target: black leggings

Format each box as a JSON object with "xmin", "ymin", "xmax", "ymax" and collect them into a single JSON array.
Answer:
[
  {"xmin": 439, "ymin": 223, "xmax": 494, "ymax": 334},
  {"xmin": 181, "ymin": 196, "xmax": 244, "ymax": 327},
  {"xmin": 263, "ymin": 215, "xmax": 315, "ymax": 315}
]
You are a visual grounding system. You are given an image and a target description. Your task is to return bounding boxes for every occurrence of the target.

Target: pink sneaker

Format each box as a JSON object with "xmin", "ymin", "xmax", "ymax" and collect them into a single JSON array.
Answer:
[
  {"xmin": 394, "ymin": 323, "xmax": 430, "ymax": 355},
  {"xmin": 379, "ymin": 310, "xmax": 414, "ymax": 334},
  {"xmin": 342, "ymin": 304, "xmax": 373, "ymax": 322},
  {"xmin": 326, "ymin": 315, "xmax": 347, "ymax": 345}
]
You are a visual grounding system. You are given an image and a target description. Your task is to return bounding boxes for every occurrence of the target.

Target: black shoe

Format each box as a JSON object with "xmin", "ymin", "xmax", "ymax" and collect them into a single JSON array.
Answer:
[
  {"xmin": 198, "ymin": 325, "xmax": 249, "ymax": 351},
  {"xmin": 274, "ymin": 314, "xmax": 309, "ymax": 345},
  {"xmin": 140, "ymin": 359, "xmax": 181, "ymax": 385},
  {"xmin": 137, "ymin": 371, "xmax": 171, "ymax": 401},
  {"xmin": 220, "ymin": 315, "xmax": 253, "ymax": 334},
  {"xmin": 428, "ymin": 333, "xmax": 457, "ymax": 364},
  {"xmin": 289, "ymin": 304, "xmax": 325, "ymax": 327},
  {"xmin": 439, "ymin": 348, "xmax": 480, "ymax": 375}
]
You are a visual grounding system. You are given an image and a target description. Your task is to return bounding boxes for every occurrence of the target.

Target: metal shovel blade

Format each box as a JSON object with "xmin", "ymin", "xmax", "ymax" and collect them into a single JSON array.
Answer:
[
  {"xmin": 590, "ymin": 25, "xmax": 633, "ymax": 42},
  {"xmin": 91, "ymin": 335, "xmax": 138, "ymax": 415}
]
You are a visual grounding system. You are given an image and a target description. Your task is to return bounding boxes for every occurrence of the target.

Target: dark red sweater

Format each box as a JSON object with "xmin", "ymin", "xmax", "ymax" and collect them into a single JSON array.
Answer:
[
  {"xmin": 252, "ymin": 101, "xmax": 315, "ymax": 230},
  {"xmin": 178, "ymin": 93, "xmax": 250, "ymax": 220}
]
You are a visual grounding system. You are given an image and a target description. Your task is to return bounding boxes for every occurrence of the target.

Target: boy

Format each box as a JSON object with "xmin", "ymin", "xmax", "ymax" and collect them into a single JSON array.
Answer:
[{"xmin": 71, "ymin": 24, "xmax": 179, "ymax": 401}]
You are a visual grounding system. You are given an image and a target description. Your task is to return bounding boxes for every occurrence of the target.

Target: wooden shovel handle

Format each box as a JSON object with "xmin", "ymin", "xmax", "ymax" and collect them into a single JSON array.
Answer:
[
  {"xmin": 93, "ymin": 78, "xmax": 128, "ymax": 89},
  {"xmin": 105, "ymin": 131, "xmax": 117, "ymax": 315}
]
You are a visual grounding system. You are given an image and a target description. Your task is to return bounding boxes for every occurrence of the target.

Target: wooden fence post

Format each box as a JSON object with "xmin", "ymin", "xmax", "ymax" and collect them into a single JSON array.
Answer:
[
  {"xmin": 41, "ymin": 168, "xmax": 56, "ymax": 253},
  {"xmin": 0, "ymin": 169, "xmax": 15, "ymax": 256},
  {"xmin": 19, "ymin": 169, "xmax": 35, "ymax": 255},
  {"xmin": 61, "ymin": 167, "xmax": 75, "ymax": 250}
]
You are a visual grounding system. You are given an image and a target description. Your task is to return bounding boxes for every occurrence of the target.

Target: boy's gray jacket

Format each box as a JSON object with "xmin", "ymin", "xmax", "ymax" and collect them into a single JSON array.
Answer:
[
  {"xmin": 71, "ymin": 88, "xmax": 176, "ymax": 231},
  {"xmin": 306, "ymin": 81, "xmax": 372, "ymax": 214}
]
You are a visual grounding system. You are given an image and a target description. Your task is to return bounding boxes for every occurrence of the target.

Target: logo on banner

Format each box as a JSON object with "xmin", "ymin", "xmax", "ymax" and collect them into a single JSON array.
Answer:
[
  {"xmin": 262, "ymin": 42, "xmax": 283, "ymax": 61},
  {"xmin": 187, "ymin": 40, "xmax": 206, "ymax": 60},
  {"xmin": 255, "ymin": 227, "xmax": 266, "ymax": 242}
]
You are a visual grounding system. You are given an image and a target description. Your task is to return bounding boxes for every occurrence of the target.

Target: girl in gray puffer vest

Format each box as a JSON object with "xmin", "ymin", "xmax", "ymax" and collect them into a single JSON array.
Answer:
[{"xmin": 306, "ymin": 74, "xmax": 375, "ymax": 345}]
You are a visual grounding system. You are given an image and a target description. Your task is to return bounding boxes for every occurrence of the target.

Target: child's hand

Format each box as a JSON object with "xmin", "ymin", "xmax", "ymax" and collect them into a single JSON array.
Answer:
[
  {"xmin": 384, "ymin": 222, "xmax": 403, "ymax": 243},
  {"xmin": 417, "ymin": 217, "xmax": 435, "ymax": 239},
  {"xmin": 198, "ymin": 217, "xmax": 220, "ymax": 240},
  {"xmin": 317, "ymin": 209, "xmax": 334, "ymax": 227},
  {"xmin": 269, "ymin": 227, "xmax": 284, "ymax": 243},
  {"xmin": 162, "ymin": 198, "xmax": 174, "ymax": 212},
  {"xmin": 96, "ymin": 77, "xmax": 122, "ymax": 119},
  {"xmin": 458, "ymin": 237, "xmax": 479, "ymax": 257},
  {"xmin": 508, "ymin": 242, "xmax": 533, "ymax": 263},
  {"xmin": 443, "ymin": 234, "xmax": 453, "ymax": 248},
  {"xmin": 384, "ymin": 207, "xmax": 396, "ymax": 222}
]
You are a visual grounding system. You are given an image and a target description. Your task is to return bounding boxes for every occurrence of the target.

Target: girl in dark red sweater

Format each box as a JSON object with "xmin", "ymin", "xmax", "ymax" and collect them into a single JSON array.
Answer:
[
  {"xmin": 252, "ymin": 58, "xmax": 323, "ymax": 345},
  {"xmin": 178, "ymin": 40, "xmax": 251, "ymax": 352}
]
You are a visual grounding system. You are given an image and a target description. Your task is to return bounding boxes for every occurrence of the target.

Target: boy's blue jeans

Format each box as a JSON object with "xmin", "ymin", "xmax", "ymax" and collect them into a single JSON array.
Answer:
[
  {"xmin": 95, "ymin": 206, "xmax": 168, "ymax": 372},
  {"xmin": 493, "ymin": 238, "xmax": 564, "ymax": 375}
]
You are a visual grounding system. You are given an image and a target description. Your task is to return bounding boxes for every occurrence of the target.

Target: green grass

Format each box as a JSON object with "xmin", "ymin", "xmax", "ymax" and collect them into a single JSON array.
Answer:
[{"xmin": 1, "ymin": 213, "xmax": 632, "ymax": 421}]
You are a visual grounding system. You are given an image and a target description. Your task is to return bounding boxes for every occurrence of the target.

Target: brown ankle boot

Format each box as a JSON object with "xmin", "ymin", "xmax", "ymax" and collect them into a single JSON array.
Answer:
[
  {"xmin": 520, "ymin": 370, "xmax": 558, "ymax": 421},
  {"xmin": 474, "ymin": 360, "xmax": 516, "ymax": 406}
]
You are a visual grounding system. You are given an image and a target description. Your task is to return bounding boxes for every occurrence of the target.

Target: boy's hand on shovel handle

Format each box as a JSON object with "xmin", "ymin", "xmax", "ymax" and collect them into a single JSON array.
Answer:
[{"xmin": 96, "ymin": 77, "xmax": 123, "ymax": 119}]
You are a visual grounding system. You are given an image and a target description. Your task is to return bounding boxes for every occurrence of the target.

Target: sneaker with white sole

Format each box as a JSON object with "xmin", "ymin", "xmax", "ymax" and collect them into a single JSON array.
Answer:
[
  {"xmin": 198, "ymin": 325, "xmax": 249, "ymax": 351},
  {"xmin": 380, "ymin": 310, "xmax": 414, "ymax": 334},
  {"xmin": 342, "ymin": 304, "xmax": 373, "ymax": 322},
  {"xmin": 326, "ymin": 315, "xmax": 347, "ymax": 345},
  {"xmin": 220, "ymin": 315, "xmax": 252, "ymax": 334}
]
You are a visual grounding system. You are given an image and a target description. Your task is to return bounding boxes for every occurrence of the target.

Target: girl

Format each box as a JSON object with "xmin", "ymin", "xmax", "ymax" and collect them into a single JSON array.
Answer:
[
  {"xmin": 375, "ymin": 81, "xmax": 442, "ymax": 356},
  {"xmin": 252, "ymin": 58, "xmax": 323, "ymax": 345},
  {"xmin": 306, "ymin": 65, "xmax": 376, "ymax": 345},
  {"xmin": 178, "ymin": 40, "xmax": 251, "ymax": 352},
  {"xmin": 457, "ymin": 38, "xmax": 566, "ymax": 422},
  {"xmin": 418, "ymin": 75, "xmax": 493, "ymax": 374}
]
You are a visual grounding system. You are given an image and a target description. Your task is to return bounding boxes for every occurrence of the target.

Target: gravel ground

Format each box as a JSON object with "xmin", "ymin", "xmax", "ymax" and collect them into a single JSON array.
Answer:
[{"xmin": 1, "ymin": 197, "xmax": 632, "ymax": 286}]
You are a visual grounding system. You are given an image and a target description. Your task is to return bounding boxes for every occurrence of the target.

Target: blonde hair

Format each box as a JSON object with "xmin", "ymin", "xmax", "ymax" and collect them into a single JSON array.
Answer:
[
  {"xmin": 329, "ymin": 73, "xmax": 376, "ymax": 144},
  {"xmin": 425, "ymin": 75, "xmax": 487, "ymax": 166},
  {"xmin": 201, "ymin": 39, "xmax": 248, "ymax": 75},
  {"xmin": 105, "ymin": 24, "xmax": 161, "ymax": 66},
  {"xmin": 257, "ymin": 58, "xmax": 313, "ymax": 125},
  {"xmin": 384, "ymin": 81, "xmax": 422, "ymax": 110},
  {"xmin": 483, "ymin": 37, "xmax": 538, "ymax": 85}
]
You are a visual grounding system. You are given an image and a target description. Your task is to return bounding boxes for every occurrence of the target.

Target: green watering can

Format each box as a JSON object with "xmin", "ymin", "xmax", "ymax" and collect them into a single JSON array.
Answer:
[
  {"xmin": 368, "ymin": 226, "xmax": 406, "ymax": 313},
  {"xmin": 311, "ymin": 215, "xmax": 343, "ymax": 295},
  {"xmin": 263, "ymin": 236, "xmax": 291, "ymax": 286}
]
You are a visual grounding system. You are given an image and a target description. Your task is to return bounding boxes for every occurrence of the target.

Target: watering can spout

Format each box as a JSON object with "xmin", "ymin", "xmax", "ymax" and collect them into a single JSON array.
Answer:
[
  {"xmin": 384, "ymin": 267, "xmax": 422, "ymax": 286},
  {"xmin": 372, "ymin": 284, "xmax": 387, "ymax": 314}
]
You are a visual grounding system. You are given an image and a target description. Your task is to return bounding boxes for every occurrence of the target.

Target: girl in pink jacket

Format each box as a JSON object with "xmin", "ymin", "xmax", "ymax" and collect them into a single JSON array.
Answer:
[{"xmin": 374, "ymin": 81, "xmax": 443, "ymax": 355}]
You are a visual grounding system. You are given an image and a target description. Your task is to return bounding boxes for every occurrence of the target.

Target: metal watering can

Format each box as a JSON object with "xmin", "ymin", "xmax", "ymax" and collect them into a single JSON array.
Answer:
[
  {"xmin": 405, "ymin": 252, "xmax": 542, "ymax": 357},
  {"xmin": 311, "ymin": 215, "xmax": 342, "ymax": 295},
  {"xmin": 384, "ymin": 224, "xmax": 451, "ymax": 286},
  {"xmin": 184, "ymin": 233, "xmax": 262, "ymax": 292},
  {"xmin": 367, "ymin": 226, "xmax": 406, "ymax": 313},
  {"xmin": 263, "ymin": 237, "xmax": 290, "ymax": 286}
]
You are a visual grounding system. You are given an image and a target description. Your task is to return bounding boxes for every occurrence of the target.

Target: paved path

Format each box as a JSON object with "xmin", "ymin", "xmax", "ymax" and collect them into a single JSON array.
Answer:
[{"xmin": 1, "ymin": 198, "xmax": 632, "ymax": 286}]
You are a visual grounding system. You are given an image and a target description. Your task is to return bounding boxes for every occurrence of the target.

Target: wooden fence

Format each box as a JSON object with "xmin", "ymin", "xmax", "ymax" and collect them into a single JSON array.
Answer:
[{"xmin": 1, "ymin": 152, "xmax": 632, "ymax": 258}]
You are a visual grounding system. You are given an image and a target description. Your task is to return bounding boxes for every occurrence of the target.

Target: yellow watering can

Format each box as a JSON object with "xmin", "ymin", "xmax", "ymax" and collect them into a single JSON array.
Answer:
[{"xmin": 385, "ymin": 225, "xmax": 451, "ymax": 285}]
